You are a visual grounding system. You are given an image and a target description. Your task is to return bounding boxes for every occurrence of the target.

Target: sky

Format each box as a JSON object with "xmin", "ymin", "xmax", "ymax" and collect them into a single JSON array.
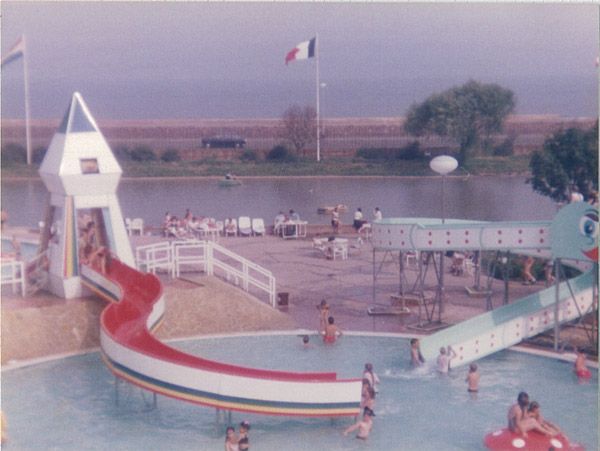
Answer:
[{"xmin": 1, "ymin": 1, "xmax": 599, "ymax": 120}]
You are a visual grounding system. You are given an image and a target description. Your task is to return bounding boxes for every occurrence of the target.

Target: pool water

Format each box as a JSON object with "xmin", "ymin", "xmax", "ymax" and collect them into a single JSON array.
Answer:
[{"xmin": 1, "ymin": 334, "xmax": 597, "ymax": 450}]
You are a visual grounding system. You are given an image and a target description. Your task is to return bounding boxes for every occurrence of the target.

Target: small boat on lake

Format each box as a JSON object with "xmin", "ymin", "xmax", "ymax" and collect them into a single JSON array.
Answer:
[
  {"xmin": 317, "ymin": 204, "xmax": 348, "ymax": 214},
  {"xmin": 218, "ymin": 174, "xmax": 242, "ymax": 187}
]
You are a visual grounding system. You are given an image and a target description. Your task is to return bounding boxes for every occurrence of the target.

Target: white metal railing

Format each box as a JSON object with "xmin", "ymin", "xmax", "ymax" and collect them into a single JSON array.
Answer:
[
  {"xmin": 24, "ymin": 250, "xmax": 50, "ymax": 295},
  {"xmin": 1, "ymin": 258, "xmax": 25, "ymax": 296},
  {"xmin": 136, "ymin": 241, "xmax": 173, "ymax": 275},
  {"xmin": 135, "ymin": 239, "xmax": 276, "ymax": 307},
  {"xmin": 172, "ymin": 240, "xmax": 208, "ymax": 277}
]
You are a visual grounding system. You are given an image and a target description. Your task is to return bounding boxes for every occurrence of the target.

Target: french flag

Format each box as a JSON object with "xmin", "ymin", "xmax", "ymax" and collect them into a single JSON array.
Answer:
[
  {"xmin": 285, "ymin": 37, "xmax": 316, "ymax": 65},
  {"xmin": 1, "ymin": 35, "xmax": 25, "ymax": 68}
]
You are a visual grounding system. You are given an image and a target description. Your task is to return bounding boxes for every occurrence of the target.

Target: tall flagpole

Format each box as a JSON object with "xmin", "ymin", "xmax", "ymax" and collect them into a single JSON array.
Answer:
[
  {"xmin": 315, "ymin": 32, "xmax": 321, "ymax": 162},
  {"xmin": 22, "ymin": 35, "xmax": 32, "ymax": 165}
]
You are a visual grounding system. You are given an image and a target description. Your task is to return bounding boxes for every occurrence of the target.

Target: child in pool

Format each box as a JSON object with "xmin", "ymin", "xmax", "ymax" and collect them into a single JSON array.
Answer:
[
  {"xmin": 322, "ymin": 316, "xmax": 342, "ymax": 343},
  {"xmin": 466, "ymin": 363, "xmax": 480, "ymax": 392},
  {"xmin": 317, "ymin": 299, "xmax": 330, "ymax": 333},
  {"xmin": 410, "ymin": 338, "xmax": 425, "ymax": 366},
  {"xmin": 528, "ymin": 401, "xmax": 561, "ymax": 435},
  {"xmin": 343, "ymin": 407, "xmax": 374, "ymax": 440},
  {"xmin": 574, "ymin": 348, "xmax": 591, "ymax": 378},
  {"xmin": 225, "ymin": 426, "xmax": 238, "ymax": 451},
  {"xmin": 436, "ymin": 346, "xmax": 456, "ymax": 373},
  {"xmin": 362, "ymin": 363, "xmax": 380, "ymax": 393},
  {"xmin": 238, "ymin": 421, "xmax": 250, "ymax": 451}
]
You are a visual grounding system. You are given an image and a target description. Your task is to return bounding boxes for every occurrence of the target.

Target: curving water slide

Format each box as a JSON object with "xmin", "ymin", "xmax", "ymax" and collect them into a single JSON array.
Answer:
[
  {"xmin": 81, "ymin": 259, "xmax": 361, "ymax": 417},
  {"xmin": 372, "ymin": 202, "xmax": 598, "ymax": 367}
]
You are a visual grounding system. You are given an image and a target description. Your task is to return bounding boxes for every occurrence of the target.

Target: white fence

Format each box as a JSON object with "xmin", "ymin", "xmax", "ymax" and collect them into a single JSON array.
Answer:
[
  {"xmin": 1, "ymin": 258, "xmax": 25, "ymax": 296},
  {"xmin": 135, "ymin": 240, "xmax": 276, "ymax": 307}
]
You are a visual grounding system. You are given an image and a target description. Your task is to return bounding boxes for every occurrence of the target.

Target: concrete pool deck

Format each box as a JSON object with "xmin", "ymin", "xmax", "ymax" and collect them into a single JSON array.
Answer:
[{"xmin": 1, "ymin": 228, "xmax": 595, "ymax": 365}]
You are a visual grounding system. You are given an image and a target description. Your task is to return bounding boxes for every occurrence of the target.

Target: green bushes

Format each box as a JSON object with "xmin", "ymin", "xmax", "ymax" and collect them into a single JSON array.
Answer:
[
  {"xmin": 356, "ymin": 141, "xmax": 424, "ymax": 161},
  {"xmin": 239, "ymin": 149, "xmax": 258, "ymax": 162},
  {"xmin": 130, "ymin": 146, "xmax": 157, "ymax": 162},
  {"xmin": 266, "ymin": 145, "xmax": 295, "ymax": 162},
  {"xmin": 161, "ymin": 148, "xmax": 181, "ymax": 163},
  {"xmin": 493, "ymin": 138, "xmax": 514, "ymax": 156},
  {"xmin": 2, "ymin": 143, "xmax": 26, "ymax": 164}
]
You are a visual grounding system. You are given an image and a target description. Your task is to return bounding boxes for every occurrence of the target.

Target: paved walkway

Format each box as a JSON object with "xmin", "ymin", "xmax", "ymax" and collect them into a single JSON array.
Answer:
[{"xmin": 133, "ymin": 233, "xmax": 544, "ymax": 335}]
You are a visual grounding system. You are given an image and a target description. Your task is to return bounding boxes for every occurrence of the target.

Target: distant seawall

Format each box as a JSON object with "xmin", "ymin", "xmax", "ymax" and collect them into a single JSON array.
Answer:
[{"xmin": 1, "ymin": 115, "xmax": 595, "ymax": 159}]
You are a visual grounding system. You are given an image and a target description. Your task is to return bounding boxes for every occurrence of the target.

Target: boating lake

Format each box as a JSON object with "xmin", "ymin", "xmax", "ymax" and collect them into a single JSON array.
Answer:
[{"xmin": 1, "ymin": 176, "xmax": 557, "ymax": 229}]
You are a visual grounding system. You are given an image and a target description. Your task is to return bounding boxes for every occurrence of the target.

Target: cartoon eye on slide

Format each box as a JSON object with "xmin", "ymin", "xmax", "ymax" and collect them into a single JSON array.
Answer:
[{"xmin": 579, "ymin": 212, "xmax": 599, "ymax": 239}]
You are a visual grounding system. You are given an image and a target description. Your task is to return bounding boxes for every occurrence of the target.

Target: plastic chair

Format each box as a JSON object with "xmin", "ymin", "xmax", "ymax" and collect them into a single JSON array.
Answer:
[
  {"xmin": 252, "ymin": 218, "xmax": 266, "ymax": 236},
  {"xmin": 238, "ymin": 216, "xmax": 252, "ymax": 236}
]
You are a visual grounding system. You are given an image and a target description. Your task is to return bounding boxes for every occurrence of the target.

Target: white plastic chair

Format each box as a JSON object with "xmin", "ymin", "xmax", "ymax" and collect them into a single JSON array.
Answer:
[
  {"xmin": 332, "ymin": 242, "xmax": 348, "ymax": 260},
  {"xmin": 238, "ymin": 216, "xmax": 252, "ymax": 236},
  {"xmin": 252, "ymin": 218, "xmax": 266, "ymax": 236},
  {"xmin": 130, "ymin": 218, "xmax": 144, "ymax": 235}
]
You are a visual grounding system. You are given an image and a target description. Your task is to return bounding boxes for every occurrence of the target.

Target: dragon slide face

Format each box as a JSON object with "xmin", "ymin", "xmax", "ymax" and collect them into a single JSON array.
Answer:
[{"xmin": 551, "ymin": 202, "xmax": 599, "ymax": 263}]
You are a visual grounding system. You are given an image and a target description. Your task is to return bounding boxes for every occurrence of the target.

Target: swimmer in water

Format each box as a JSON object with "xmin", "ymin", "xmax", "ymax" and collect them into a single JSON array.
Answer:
[
  {"xmin": 436, "ymin": 346, "xmax": 456, "ymax": 373},
  {"xmin": 362, "ymin": 363, "xmax": 380, "ymax": 393},
  {"xmin": 466, "ymin": 363, "xmax": 480, "ymax": 393},
  {"xmin": 238, "ymin": 421, "xmax": 250, "ymax": 451},
  {"xmin": 224, "ymin": 426, "xmax": 239, "ymax": 451},
  {"xmin": 317, "ymin": 299, "xmax": 330, "ymax": 333},
  {"xmin": 410, "ymin": 338, "xmax": 425, "ymax": 366},
  {"xmin": 322, "ymin": 316, "xmax": 342, "ymax": 344},
  {"xmin": 528, "ymin": 401, "xmax": 561, "ymax": 435},
  {"xmin": 507, "ymin": 392, "xmax": 556, "ymax": 438},
  {"xmin": 574, "ymin": 348, "xmax": 590, "ymax": 376},
  {"xmin": 343, "ymin": 407, "xmax": 374, "ymax": 440}
]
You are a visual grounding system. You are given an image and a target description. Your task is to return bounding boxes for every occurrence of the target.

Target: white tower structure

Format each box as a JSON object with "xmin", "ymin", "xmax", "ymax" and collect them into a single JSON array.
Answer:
[{"xmin": 38, "ymin": 92, "xmax": 134, "ymax": 299}]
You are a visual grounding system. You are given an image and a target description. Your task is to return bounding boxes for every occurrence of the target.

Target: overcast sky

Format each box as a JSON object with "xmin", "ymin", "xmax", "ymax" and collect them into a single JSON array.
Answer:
[{"xmin": 1, "ymin": 2, "xmax": 598, "ymax": 119}]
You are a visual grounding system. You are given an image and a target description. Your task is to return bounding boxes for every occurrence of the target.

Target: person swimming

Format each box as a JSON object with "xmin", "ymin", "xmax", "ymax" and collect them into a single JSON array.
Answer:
[
  {"xmin": 343, "ymin": 407, "xmax": 374, "ymax": 440},
  {"xmin": 225, "ymin": 426, "xmax": 239, "ymax": 451},
  {"xmin": 322, "ymin": 316, "xmax": 342, "ymax": 343},
  {"xmin": 363, "ymin": 363, "xmax": 380, "ymax": 393},
  {"xmin": 410, "ymin": 338, "xmax": 425, "ymax": 366},
  {"xmin": 466, "ymin": 363, "xmax": 480, "ymax": 392},
  {"xmin": 507, "ymin": 392, "xmax": 556, "ymax": 438},
  {"xmin": 436, "ymin": 346, "xmax": 456, "ymax": 373},
  {"xmin": 238, "ymin": 421, "xmax": 250, "ymax": 451},
  {"xmin": 317, "ymin": 299, "xmax": 330, "ymax": 333}
]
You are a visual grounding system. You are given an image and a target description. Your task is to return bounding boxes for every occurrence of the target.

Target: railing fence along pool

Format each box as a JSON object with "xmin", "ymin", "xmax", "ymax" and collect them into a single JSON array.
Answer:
[{"xmin": 135, "ymin": 239, "xmax": 276, "ymax": 307}]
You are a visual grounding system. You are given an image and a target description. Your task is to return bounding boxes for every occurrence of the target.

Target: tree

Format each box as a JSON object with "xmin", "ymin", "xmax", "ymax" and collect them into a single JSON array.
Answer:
[
  {"xmin": 528, "ymin": 122, "xmax": 598, "ymax": 203},
  {"xmin": 280, "ymin": 105, "xmax": 317, "ymax": 156},
  {"xmin": 404, "ymin": 80, "xmax": 515, "ymax": 164}
]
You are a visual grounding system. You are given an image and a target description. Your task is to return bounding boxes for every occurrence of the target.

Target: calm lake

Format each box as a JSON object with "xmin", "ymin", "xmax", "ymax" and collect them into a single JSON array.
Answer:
[{"xmin": 1, "ymin": 176, "xmax": 557, "ymax": 229}]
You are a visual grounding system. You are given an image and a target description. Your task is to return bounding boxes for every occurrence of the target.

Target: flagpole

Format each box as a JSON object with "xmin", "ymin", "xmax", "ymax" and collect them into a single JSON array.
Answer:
[
  {"xmin": 315, "ymin": 33, "xmax": 321, "ymax": 162},
  {"xmin": 22, "ymin": 35, "xmax": 32, "ymax": 165}
]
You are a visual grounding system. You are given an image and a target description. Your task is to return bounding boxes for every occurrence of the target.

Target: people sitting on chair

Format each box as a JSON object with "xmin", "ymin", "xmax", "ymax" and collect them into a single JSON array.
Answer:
[
  {"xmin": 225, "ymin": 218, "xmax": 237, "ymax": 236},
  {"xmin": 166, "ymin": 216, "xmax": 186, "ymax": 238}
]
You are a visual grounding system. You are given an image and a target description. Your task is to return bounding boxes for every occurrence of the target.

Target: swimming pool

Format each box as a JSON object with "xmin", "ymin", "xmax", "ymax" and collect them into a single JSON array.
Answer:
[{"xmin": 1, "ymin": 334, "xmax": 597, "ymax": 450}]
